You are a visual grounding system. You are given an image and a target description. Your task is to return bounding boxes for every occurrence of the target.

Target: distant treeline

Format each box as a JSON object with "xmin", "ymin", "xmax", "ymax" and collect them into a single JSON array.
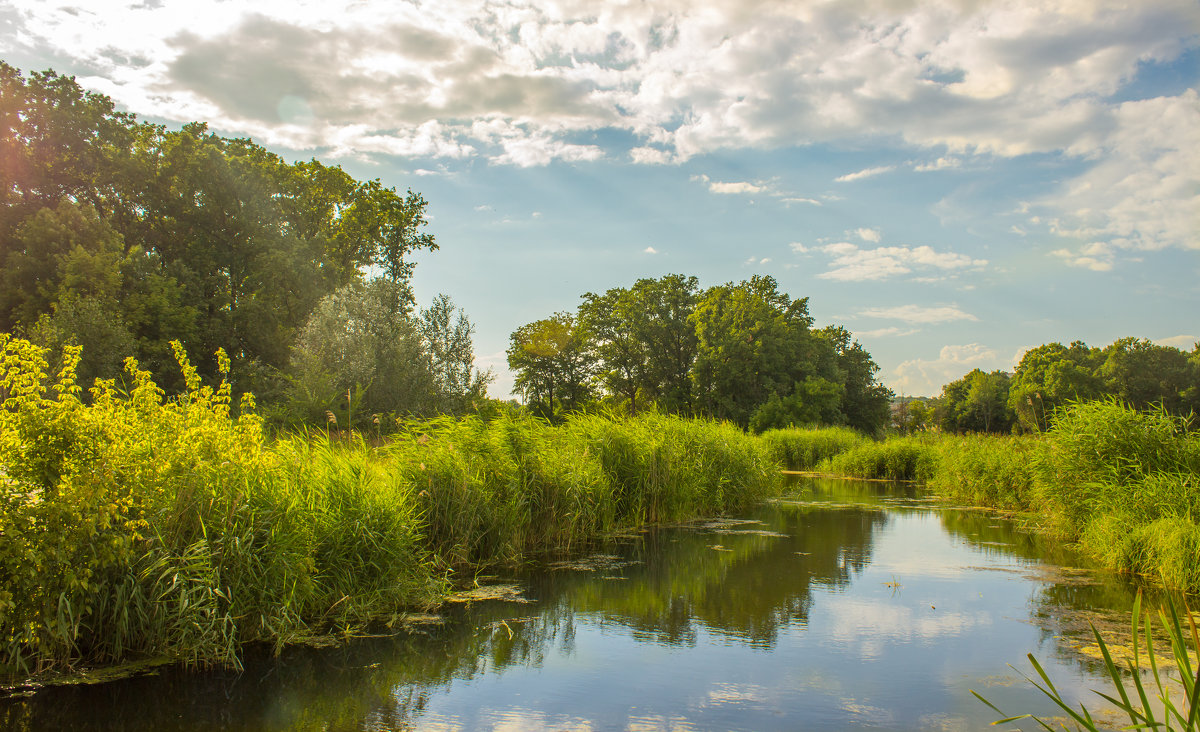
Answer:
[
  {"xmin": 0, "ymin": 63, "xmax": 494, "ymax": 427},
  {"xmin": 895, "ymin": 338, "xmax": 1200, "ymax": 434},
  {"xmin": 507, "ymin": 274, "xmax": 894, "ymax": 434}
]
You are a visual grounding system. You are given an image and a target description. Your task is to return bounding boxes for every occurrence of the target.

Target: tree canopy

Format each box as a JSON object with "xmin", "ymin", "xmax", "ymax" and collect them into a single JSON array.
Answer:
[
  {"xmin": 930, "ymin": 337, "xmax": 1199, "ymax": 434},
  {"xmin": 1, "ymin": 63, "xmax": 437, "ymax": 397},
  {"xmin": 508, "ymin": 274, "xmax": 893, "ymax": 432}
]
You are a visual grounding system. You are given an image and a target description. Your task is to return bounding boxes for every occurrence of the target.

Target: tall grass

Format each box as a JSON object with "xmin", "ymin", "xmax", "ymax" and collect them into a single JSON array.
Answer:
[
  {"xmin": 384, "ymin": 411, "xmax": 780, "ymax": 570},
  {"xmin": 818, "ymin": 435, "xmax": 940, "ymax": 482},
  {"xmin": 758, "ymin": 426, "xmax": 867, "ymax": 470},
  {"xmin": 1035, "ymin": 399, "xmax": 1200, "ymax": 591},
  {"xmin": 0, "ymin": 336, "xmax": 782, "ymax": 678},
  {"xmin": 926, "ymin": 435, "xmax": 1040, "ymax": 510}
]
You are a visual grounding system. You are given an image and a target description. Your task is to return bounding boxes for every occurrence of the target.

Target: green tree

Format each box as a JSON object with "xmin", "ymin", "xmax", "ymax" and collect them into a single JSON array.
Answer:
[
  {"xmin": 1007, "ymin": 342, "xmax": 1101, "ymax": 432},
  {"xmin": 1, "ymin": 64, "xmax": 439, "ymax": 397},
  {"xmin": 816, "ymin": 325, "xmax": 893, "ymax": 434},
  {"xmin": 419, "ymin": 293, "xmax": 493, "ymax": 415},
  {"xmin": 507, "ymin": 313, "xmax": 596, "ymax": 420},
  {"xmin": 287, "ymin": 278, "xmax": 434, "ymax": 427},
  {"xmin": 630, "ymin": 274, "xmax": 699, "ymax": 414},
  {"xmin": 937, "ymin": 369, "xmax": 1013, "ymax": 433},
  {"xmin": 1098, "ymin": 337, "xmax": 1196, "ymax": 414},
  {"xmin": 578, "ymin": 287, "xmax": 649, "ymax": 415},
  {"xmin": 690, "ymin": 275, "xmax": 818, "ymax": 427}
]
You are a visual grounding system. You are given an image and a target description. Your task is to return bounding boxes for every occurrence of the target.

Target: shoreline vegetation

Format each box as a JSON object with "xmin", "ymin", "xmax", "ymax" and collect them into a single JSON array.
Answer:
[
  {"xmin": 0, "ymin": 335, "xmax": 779, "ymax": 682},
  {"xmin": 3, "ymin": 334, "xmax": 1198, "ymax": 688},
  {"xmin": 765, "ymin": 402, "xmax": 1200, "ymax": 593}
]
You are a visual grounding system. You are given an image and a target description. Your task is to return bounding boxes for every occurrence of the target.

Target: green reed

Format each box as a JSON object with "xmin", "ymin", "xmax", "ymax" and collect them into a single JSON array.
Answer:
[
  {"xmin": 817, "ymin": 434, "xmax": 940, "ymax": 482},
  {"xmin": 758, "ymin": 426, "xmax": 868, "ymax": 470}
]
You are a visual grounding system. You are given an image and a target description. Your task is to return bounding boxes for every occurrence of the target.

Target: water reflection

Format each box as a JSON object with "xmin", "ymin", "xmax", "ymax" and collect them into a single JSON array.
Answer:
[{"xmin": 2, "ymin": 478, "xmax": 1142, "ymax": 731}]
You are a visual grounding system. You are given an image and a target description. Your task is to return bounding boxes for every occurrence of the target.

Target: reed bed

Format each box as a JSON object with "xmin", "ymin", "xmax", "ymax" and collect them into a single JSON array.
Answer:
[
  {"xmin": 925, "ymin": 434, "xmax": 1040, "ymax": 510},
  {"xmin": 0, "ymin": 336, "xmax": 781, "ymax": 678},
  {"xmin": 758, "ymin": 426, "xmax": 868, "ymax": 471},
  {"xmin": 817, "ymin": 435, "xmax": 940, "ymax": 482}
]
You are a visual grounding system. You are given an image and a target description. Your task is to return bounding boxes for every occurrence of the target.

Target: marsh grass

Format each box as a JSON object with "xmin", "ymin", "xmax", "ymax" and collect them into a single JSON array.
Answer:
[
  {"xmin": 387, "ymin": 412, "xmax": 780, "ymax": 570},
  {"xmin": 812, "ymin": 400, "xmax": 1200, "ymax": 593},
  {"xmin": 926, "ymin": 435, "xmax": 1040, "ymax": 510}
]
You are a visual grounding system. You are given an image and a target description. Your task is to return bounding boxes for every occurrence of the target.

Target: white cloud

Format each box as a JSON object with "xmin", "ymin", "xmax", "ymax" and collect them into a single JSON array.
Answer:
[
  {"xmin": 859, "ymin": 305, "xmax": 978, "ymax": 324},
  {"xmin": 835, "ymin": 166, "xmax": 895, "ymax": 183},
  {"xmin": 1154, "ymin": 335, "xmax": 1198, "ymax": 349},
  {"xmin": 630, "ymin": 146, "xmax": 672, "ymax": 164},
  {"xmin": 891, "ymin": 343, "xmax": 1004, "ymax": 396},
  {"xmin": 789, "ymin": 242, "xmax": 808, "ymax": 254},
  {"xmin": 692, "ymin": 174, "xmax": 767, "ymax": 195},
  {"xmin": 1051, "ymin": 241, "xmax": 1115, "ymax": 271},
  {"xmin": 643, "ymin": 246, "xmax": 659, "ymax": 254},
  {"xmin": 913, "ymin": 156, "xmax": 962, "ymax": 172},
  {"xmin": 814, "ymin": 243, "xmax": 987, "ymax": 282},
  {"xmin": 744, "ymin": 255, "xmax": 771, "ymax": 266},
  {"xmin": 854, "ymin": 228, "xmax": 882, "ymax": 243},
  {"xmin": 1040, "ymin": 90, "xmax": 1200, "ymax": 257},
  {"xmin": 9, "ymin": 0, "xmax": 1199, "ymax": 254},
  {"xmin": 708, "ymin": 180, "xmax": 766, "ymax": 194},
  {"xmin": 782, "ymin": 197, "xmax": 822, "ymax": 206},
  {"xmin": 856, "ymin": 327, "xmax": 920, "ymax": 338}
]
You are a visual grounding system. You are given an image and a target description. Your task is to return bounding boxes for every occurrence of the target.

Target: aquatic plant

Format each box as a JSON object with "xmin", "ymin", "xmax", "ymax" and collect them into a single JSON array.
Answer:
[
  {"xmin": 973, "ymin": 593, "xmax": 1199, "ymax": 731},
  {"xmin": 815, "ymin": 400, "xmax": 1200, "ymax": 593}
]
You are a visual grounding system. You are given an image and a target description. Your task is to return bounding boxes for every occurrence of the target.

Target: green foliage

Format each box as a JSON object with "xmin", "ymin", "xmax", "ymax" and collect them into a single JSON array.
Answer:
[
  {"xmin": 283, "ymin": 278, "xmax": 432, "ymax": 427},
  {"xmin": 0, "ymin": 335, "xmax": 443, "ymax": 677},
  {"xmin": 507, "ymin": 313, "xmax": 597, "ymax": 420},
  {"xmin": 513, "ymin": 274, "xmax": 891, "ymax": 431},
  {"xmin": 819, "ymin": 399, "xmax": 1200, "ymax": 592},
  {"xmin": 690, "ymin": 275, "xmax": 820, "ymax": 427},
  {"xmin": 758, "ymin": 426, "xmax": 868, "ymax": 470},
  {"xmin": 0, "ymin": 64, "xmax": 438, "ymax": 395},
  {"xmin": 1003, "ymin": 338, "xmax": 1199, "ymax": 434},
  {"xmin": 925, "ymin": 435, "xmax": 1039, "ymax": 509},
  {"xmin": 935, "ymin": 368, "xmax": 1014, "ymax": 434}
]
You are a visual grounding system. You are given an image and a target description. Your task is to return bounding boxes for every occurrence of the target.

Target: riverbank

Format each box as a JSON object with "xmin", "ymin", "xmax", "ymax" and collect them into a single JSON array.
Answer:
[
  {"xmin": 762, "ymin": 401, "xmax": 1200, "ymax": 594},
  {"xmin": 0, "ymin": 336, "xmax": 779, "ymax": 680}
]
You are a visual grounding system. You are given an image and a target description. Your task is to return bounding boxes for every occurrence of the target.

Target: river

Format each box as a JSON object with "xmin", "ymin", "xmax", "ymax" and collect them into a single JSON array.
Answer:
[{"xmin": 1, "ymin": 477, "xmax": 1149, "ymax": 731}]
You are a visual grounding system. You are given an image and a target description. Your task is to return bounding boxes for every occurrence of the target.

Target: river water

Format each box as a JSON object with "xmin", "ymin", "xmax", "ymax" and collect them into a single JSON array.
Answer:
[{"xmin": 2, "ymin": 477, "xmax": 1147, "ymax": 731}]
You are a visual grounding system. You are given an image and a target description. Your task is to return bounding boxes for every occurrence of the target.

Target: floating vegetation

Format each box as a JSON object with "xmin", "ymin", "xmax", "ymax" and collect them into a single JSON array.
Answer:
[
  {"xmin": 445, "ymin": 585, "xmax": 532, "ymax": 604},
  {"xmin": 548, "ymin": 555, "xmax": 642, "ymax": 573}
]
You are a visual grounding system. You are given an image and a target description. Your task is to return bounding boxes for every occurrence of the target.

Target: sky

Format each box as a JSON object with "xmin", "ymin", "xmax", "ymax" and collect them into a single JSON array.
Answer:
[{"xmin": 3, "ymin": 0, "xmax": 1197, "ymax": 397}]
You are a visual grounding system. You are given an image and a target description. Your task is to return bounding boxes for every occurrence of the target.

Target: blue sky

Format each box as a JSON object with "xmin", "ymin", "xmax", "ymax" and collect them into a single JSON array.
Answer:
[{"xmin": 3, "ymin": 1, "xmax": 1197, "ymax": 397}]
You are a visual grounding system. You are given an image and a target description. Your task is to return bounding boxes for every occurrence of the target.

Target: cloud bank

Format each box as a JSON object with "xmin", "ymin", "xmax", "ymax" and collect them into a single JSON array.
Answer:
[{"xmin": 8, "ymin": 0, "xmax": 1198, "ymax": 254}]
